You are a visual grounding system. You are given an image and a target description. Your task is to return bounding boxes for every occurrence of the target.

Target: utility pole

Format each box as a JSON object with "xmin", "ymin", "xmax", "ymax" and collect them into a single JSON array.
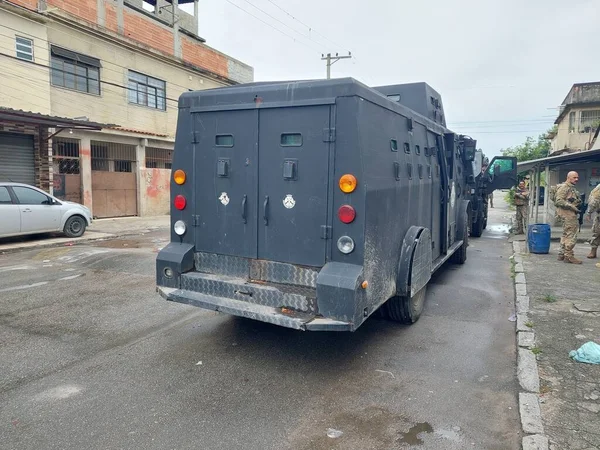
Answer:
[{"xmin": 321, "ymin": 52, "xmax": 352, "ymax": 79}]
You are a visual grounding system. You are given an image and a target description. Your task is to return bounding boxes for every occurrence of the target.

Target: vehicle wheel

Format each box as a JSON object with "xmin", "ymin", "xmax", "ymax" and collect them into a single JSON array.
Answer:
[
  {"xmin": 64, "ymin": 215, "xmax": 86, "ymax": 238},
  {"xmin": 451, "ymin": 213, "xmax": 468, "ymax": 264},
  {"xmin": 471, "ymin": 215, "xmax": 484, "ymax": 237},
  {"xmin": 382, "ymin": 285, "xmax": 427, "ymax": 324}
]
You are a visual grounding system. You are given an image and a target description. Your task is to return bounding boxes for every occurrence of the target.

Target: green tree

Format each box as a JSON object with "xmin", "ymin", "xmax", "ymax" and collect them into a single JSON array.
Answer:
[
  {"xmin": 500, "ymin": 128, "xmax": 554, "ymax": 206},
  {"xmin": 500, "ymin": 134, "xmax": 550, "ymax": 162}
]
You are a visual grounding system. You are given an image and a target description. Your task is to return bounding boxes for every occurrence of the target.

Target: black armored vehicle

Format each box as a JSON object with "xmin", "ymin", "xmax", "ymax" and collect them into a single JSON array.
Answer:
[{"xmin": 156, "ymin": 78, "xmax": 516, "ymax": 331}]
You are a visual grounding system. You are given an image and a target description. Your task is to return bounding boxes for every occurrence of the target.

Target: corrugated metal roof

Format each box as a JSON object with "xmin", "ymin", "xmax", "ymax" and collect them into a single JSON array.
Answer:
[
  {"xmin": 0, "ymin": 107, "xmax": 114, "ymax": 129},
  {"xmin": 517, "ymin": 148, "xmax": 600, "ymax": 172}
]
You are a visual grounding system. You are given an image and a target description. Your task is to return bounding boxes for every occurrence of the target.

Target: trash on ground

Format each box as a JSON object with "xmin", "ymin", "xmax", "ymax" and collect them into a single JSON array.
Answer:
[
  {"xmin": 375, "ymin": 369, "xmax": 395, "ymax": 379},
  {"xmin": 569, "ymin": 341, "xmax": 600, "ymax": 364},
  {"xmin": 326, "ymin": 428, "xmax": 343, "ymax": 438},
  {"xmin": 508, "ymin": 313, "xmax": 517, "ymax": 322},
  {"xmin": 195, "ymin": 361, "xmax": 203, "ymax": 366}
]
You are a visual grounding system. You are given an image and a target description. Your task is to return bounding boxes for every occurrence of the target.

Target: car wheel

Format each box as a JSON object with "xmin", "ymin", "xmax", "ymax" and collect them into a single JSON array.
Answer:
[{"xmin": 64, "ymin": 215, "xmax": 86, "ymax": 238}]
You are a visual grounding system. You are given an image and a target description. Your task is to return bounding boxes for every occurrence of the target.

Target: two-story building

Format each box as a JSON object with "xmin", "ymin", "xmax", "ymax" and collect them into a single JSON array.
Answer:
[
  {"xmin": 550, "ymin": 82, "xmax": 600, "ymax": 156},
  {"xmin": 0, "ymin": 0, "xmax": 253, "ymax": 218}
]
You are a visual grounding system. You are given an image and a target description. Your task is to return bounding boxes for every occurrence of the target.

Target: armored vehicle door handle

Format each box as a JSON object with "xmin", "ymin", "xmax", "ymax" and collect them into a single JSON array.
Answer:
[
  {"xmin": 263, "ymin": 196, "xmax": 269, "ymax": 226},
  {"xmin": 241, "ymin": 195, "xmax": 247, "ymax": 224}
]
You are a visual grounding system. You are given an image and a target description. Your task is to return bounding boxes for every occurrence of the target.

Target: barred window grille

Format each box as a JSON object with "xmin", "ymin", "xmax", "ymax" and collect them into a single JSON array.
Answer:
[
  {"xmin": 53, "ymin": 138, "xmax": 80, "ymax": 174},
  {"xmin": 580, "ymin": 110, "xmax": 600, "ymax": 132},
  {"xmin": 91, "ymin": 141, "xmax": 136, "ymax": 172},
  {"xmin": 145, "ymin": 147, "xmax": 173, "ymax": 169}
]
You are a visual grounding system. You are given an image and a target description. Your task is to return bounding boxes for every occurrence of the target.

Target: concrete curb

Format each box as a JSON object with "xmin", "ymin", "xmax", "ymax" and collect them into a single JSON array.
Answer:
[{"xmin": 511, "ymin": 241, "xmax": 549, "ymax": 450}]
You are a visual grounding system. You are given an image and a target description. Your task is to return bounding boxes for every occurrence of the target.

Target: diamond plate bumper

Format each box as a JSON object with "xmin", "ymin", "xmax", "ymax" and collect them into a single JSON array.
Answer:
[{"xmin": 158, "ymin": 286, "xmax": 353, "ymax": 331}]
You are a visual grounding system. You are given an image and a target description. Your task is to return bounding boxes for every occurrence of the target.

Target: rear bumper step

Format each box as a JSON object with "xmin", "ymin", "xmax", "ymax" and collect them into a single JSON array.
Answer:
[{"xmin": 158, "ymin": 286, "xmax": 352, "ymax": 331}]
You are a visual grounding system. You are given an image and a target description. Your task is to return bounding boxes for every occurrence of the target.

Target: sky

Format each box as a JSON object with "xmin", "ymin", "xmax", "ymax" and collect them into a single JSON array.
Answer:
[{"xmin": 183, "ymin": 0, "xmax": 599, "ymax": 157}]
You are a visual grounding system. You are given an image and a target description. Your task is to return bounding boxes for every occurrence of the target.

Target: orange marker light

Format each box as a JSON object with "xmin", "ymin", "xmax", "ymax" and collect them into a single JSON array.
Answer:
[
  {"xmin": 361, "ymin": 281, "xmax": 369, "ymax": 289},
  {"xmin": 339, "ymin": 174, "xmax": 357, "ymax": 193},
  {"xmin": 174, "ymin": 169, "xmax": 186, "ymax": 185}
]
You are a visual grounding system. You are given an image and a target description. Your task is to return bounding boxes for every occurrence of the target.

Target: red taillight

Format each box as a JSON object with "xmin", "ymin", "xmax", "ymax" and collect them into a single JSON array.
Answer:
[
  {"xmin": 338, "ymin": 205, "xmax": 356, "ymax": 224},
  {"xmin": 174, "ymin": 195, "xmax": 186, "ymax": 210}
]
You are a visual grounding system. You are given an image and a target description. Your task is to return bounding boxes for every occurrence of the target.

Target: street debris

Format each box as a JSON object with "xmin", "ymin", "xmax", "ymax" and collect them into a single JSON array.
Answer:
[
  {"xmin": 508, "ymin": 313, "xmax": 517, "ymax": 322},
  {"xmin": 196, "ymin": 361, "xmax": 203, "ymax": 366},
  {"xmin": 375, "ymin": 369, "xmax": 395, "ymax": 379},
  {"xmin": 569, "ymin": 341, "xmax": 600, "ymax": 364},
  {"xmin": 326, "ymin": 428, "xmax": 343, "ymax": 438}
]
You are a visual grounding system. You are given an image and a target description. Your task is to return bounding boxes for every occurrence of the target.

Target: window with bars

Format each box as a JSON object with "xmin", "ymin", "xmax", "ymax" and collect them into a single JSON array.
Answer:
[
  {"xmin": 15, "ymin": 36, "xmax": 33, "ymax": 62},
  {"xmin": 50, "ymin": 46, "xmax": 101, "ymax": 95},
  {"xmin": 128, "ymin": 70, "xmax": 166, "ymax": 111},
  {"xmin": 53, "ymin": 138, "xmax": 80, "ymax": 174},
  {"xmin": 145, "ymin": 148, "xmax": 172, "ymax": 169},
  {"xmin": 91, "ymin": 142, "xmax": 136, "ymax": 172},
  {"xmin": 580, "ymin": 110, "xmax": 600, "ymax": 132}
]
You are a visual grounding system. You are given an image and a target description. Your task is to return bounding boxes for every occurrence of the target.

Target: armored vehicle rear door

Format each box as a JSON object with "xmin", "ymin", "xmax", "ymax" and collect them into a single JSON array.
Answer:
[
  {"xmin": 192, "ymin": 110, "xmax": 258, "ymax": 258},
  {"xmin": 485, "ymin": 156, "xmax": 518, "ymax": 192},
  {"xmin": 257, "ymin": 106, "xmax": 331, "ymax": 267}
]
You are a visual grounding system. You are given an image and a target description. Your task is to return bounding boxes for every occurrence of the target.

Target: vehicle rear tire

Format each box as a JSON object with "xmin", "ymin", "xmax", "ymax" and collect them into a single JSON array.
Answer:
[
  {"xmin": 64, "ymin": 215, "xmax": 86, "ymax": 238},
  {"xmin": 471, "ymin": 215, "xmax": 484, "ymax": 237},
  {"xmin": 451, "ymin": 214, "xmax": 468, "ymax": 264},
  {"xmin": 382, "ymin": 285, "xmax": 427, "ymax": 324}
]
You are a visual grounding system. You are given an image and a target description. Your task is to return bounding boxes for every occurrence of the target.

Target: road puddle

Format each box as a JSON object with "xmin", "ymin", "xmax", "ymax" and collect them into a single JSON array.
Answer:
[
  {"xmin": 92, "ymin": 239, "xmax": 143, "ymax": 249},
  {"xmin": 398, "ymin": 422, "xmax": 433, "ymax": 445},
  {"xmin": 486, "ymin": 223, "xmax": 510, "ymax": 239}
]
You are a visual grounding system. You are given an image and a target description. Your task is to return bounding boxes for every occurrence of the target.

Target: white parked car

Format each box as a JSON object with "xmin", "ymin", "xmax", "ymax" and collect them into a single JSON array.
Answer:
[{"xmin": 0, "ymin": 182, "xmax": 92, "ymax": 239}]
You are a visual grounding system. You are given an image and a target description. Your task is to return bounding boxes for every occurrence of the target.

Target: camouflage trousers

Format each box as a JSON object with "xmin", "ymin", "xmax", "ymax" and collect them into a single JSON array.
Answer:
[
  {"xmin": 590, "ymin": 214, "xmax": 600, "ymax": 249},
  {"xmin": 558, "ymin": 215, "xmax": 579, "ymax": 258},
  {"xmin": 515, "ymin": 205, "xmax": 527, "ymax": 233}
]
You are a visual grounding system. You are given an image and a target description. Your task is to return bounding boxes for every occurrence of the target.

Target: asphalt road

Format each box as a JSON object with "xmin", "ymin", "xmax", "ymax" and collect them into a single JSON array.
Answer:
[{"xmin": 0, "ymin": 202, "xmax": 520, "ymax": 450}]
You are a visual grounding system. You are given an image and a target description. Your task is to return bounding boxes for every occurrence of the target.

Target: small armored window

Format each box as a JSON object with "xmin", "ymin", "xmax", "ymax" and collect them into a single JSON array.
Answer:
[
  {"xmin": 418, "ymin": 164, "xmax": 423, "ymax": 179},
  {"xmin": 415, "ymin": 145, "xmax": 421, "ymax": 155},
  {"xmin": 281, "ymin": 133, "xmax": 302, "ymax": 147},
  {"xmin": 427, "ymin": 165, "xmax": 432, "ymax": 178},
  {"xmin": 390, "ymin": 139, "xmax": 398, "ymax": 152},
  {"xmin": 404, "ymin": 143, "xmax": 410, "ymax": 154},
  {"xmin": 216, "ymin": 134, "xmax": 234, "ymax": 147},
  {"xmin": 407, "ymin": 163, "xmax": 413, "ymax": 179},
  {"xmin": 424, "ymin": 147, "xmax": 429, "ymax": 157},
  {"xmin": 387, "ymin": 94, "xmax": 400, "ymax": 102}
]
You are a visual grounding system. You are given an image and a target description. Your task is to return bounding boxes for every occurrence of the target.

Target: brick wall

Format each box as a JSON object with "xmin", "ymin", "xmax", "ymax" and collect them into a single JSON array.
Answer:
[
  {"xmin": 47, "ymin": 0, "xmax": 98, "ymax": 24},
  {"xmin": 124, "ymin": 9, "xmax": 173, "ymax": 56},
  {"xmin": 105, "ymin": 2, "xmax": 118, "ymax": 33},
  {"xmin": 7, "ymin": 0, "xmax": 38, "ymax": 10},
  {"xmin": 182, "ymin": 36, "xmax": 228, "ymax": 79},
  {"xmin": 0, "ymin": 120, "xmax": 50, "ymax": 192}
]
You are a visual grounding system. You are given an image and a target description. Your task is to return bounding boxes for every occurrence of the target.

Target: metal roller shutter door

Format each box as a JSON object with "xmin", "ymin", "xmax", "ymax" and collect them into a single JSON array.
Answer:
[{"xmin": 0, "ymin": 133, "xmax": 35, "ymax": 185}]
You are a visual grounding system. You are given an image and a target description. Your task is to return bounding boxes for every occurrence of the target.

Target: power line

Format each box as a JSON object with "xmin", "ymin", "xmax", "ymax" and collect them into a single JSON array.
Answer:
[
  {"xmin": 234, "ymin": 0, "xmax": 328, "ymax": 51},
  {"xmin": 264, "ymin": 0, "xmax": 349, "ymax": 52},
  {"xmin": 223, "ymin": 0, "xmax": 321, "ymax": 54}
]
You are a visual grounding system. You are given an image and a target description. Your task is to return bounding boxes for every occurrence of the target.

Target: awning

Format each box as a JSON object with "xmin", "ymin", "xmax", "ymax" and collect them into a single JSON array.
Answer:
[
  {"xmin": 51, "ymin": 46, "xmax": 102, "ymax": 68},
  {"xmin": 517, "ymin": 148, "xmax": 600, "ymax": 173},
  {"xmin": 0, "ymin": 107, "xmax": 115, "ymax": 130}
]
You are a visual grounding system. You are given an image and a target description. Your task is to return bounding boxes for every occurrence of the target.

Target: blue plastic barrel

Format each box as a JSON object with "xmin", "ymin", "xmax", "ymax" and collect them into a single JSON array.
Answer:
[{"xmin": 527, "ymin": 224, "xmax": 551, "ymax": 254}]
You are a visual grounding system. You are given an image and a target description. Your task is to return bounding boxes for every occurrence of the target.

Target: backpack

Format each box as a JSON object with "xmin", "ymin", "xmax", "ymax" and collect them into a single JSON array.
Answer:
[{"xmin": 548, "ymin": 183, "xmax": 563, "ymax": 203}]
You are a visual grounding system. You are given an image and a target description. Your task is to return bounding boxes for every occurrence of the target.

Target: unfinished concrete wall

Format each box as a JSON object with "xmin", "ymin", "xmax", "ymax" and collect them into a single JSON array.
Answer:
[{"xmin": 141, "ymin": 167, "xmax": 170, "ymax": 215}]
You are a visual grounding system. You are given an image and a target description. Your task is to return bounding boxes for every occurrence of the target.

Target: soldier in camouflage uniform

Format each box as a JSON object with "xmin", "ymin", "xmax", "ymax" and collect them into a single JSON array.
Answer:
[
  {"xmin": 585, "ymin": 183, "xmax": 600, "ymax": 259},
  {"xmin": 555, "ymin": 171, "xmax": 583, "ymax": 264},
  {"xmin": 513, "ymin": 181, "xmax": 529, "ymax": 234}
]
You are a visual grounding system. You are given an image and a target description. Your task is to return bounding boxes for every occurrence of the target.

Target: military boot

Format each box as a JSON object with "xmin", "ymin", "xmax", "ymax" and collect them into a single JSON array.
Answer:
[
  {"xmin": 587, "ymin": 247, "xmax": 597, "ymax": 259},
  {"xmin": 557, "ymin": 254, "xmax": 564, "ymax": 261},
  {"xmin": 564, "ymin": 255, "xmax": 582, "ymax": 264}
]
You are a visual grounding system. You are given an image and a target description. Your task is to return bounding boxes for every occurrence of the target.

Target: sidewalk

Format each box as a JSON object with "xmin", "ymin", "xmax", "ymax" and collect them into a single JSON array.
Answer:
[
  {"xmin": 516, "ymin": 236, "xmax": 600, "ymax": 449},
  {"xmin": 0, "ymin": 215, "xmax": 169, "ymax": 254}
]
